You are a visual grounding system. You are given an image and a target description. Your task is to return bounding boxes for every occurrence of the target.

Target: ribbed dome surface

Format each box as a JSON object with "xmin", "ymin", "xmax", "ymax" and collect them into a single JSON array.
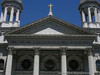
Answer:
[
  {"xmin": 80, "ymin": 0, "xmax": 98, "ymax": 3},
  {"xmin": 3, "ymin": 0, "xmax": 22, "ymax": 3}
]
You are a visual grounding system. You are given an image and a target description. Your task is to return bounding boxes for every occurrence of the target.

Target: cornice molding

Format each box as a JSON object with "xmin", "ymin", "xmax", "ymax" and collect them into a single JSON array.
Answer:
[
  {"xmin": 5, "ymin": 16, "xmax": 91, "ymax": 35},
  {"xmin": 5, "ymin": 34, "xmax": 96, "ymax": 40}
]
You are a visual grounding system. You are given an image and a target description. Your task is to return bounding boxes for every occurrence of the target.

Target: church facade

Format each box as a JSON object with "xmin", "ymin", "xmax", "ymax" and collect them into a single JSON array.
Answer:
[{"xmin": 0, "ymin": 0, "xmax": 100, "ymax": 75}]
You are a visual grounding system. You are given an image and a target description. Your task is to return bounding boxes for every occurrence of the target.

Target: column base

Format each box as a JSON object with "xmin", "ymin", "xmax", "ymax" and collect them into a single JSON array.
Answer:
[
  {"xmin": 1, "ymin": 21, "xmax": 20, "ymax": 27},
  {"xmin": 83, "ymin": 22, "xmax": 88, "ymax": 28},
  {"xmin": 96, "ymin": 23, "xmax": 100, "ymax": 28},
  {"xmin": 89, "ymin": 22, "xmax": 96, "ymax": 28},
  {"xmin": 14, "ymin": 21, "xmax": 20, "ymax": 27}
]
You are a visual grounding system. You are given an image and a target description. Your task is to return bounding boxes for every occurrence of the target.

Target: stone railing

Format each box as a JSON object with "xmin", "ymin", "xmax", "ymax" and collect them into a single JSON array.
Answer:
[
  {"xmin": 15, "ymin": 71, "xmax": 89, "ymax": 75},
  {"xmin": 15, "ymin": 71, "xmax": 33, "ymax": 75},
  {"xmin": 40, "ymin": 71, "xmax": 89, "ymax": 75},
  {"xmin": 0, "ymin": 70, "xmax": 4, "ymax": 75},
  {"xmin": 68, "ymin": 72, "xmax": 89, "ymax": 75},
  {"xmin": 40, "ymin": 71, "xmax": 60, "ymax": 75}
]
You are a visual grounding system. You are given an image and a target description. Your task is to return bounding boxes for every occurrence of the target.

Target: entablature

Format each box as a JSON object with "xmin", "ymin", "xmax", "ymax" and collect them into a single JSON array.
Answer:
[{"xmin": 8, "ymin": 46, "xmax": 92, "ymax": 51}]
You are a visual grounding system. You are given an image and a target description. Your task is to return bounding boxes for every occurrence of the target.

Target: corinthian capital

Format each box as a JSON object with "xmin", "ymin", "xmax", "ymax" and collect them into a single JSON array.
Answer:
[
  {"xmin": 87, "ymin": 48, "xmax": 93, "ymax": 55},
  {"xmin": 7, "ymin": 47, "xmax": 14, "ymax": 55},
  {"xmin": 60, "ymin": 47, "xmax": 68, "ymax": 55},
  {"xmin": 33, "ymin": 48, "xmax": 41, "ymax": 55}
]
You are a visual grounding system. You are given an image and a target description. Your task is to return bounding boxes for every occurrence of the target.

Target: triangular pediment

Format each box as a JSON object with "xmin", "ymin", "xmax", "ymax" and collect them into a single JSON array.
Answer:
[
  {"xmin": 34, "ymin": 28, "xmax": 63, "ymax": 35},
  {"xmin": 6, "ymin": 16, "xmax": 91, "ymax": 35}
]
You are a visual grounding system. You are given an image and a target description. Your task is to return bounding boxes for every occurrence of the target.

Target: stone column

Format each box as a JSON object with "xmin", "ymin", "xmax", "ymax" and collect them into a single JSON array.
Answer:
[
  {"xmin": 61, "ymin": 48, "xmax": 67, "ymax": 75},
  {"xmin": 82, "ymin": 11, "xmax": 86, "ymax": 22},
  {"xmin": 10, "ymin": 7, "xmax": 14, "ymax": 22},
  {"xmin": 5, "ymin": 47, "xmax": 13, "ymax": 75},
  {"xmin": 98, "ymin": 10, "xmax": 100, "ymax": 23},
  {"xmin": 33, "ymin": 48, "xmax": 40, "ymax": 75},
  {"xmin": 87, "ymin": 48, "xmax": 94, "ymax": 75},
  {"xmin": 15, "ymin": 10, "xmax": 20, "ymax": 21},
  {"xmin": 81, "ymin": 11, "xmax": 88, "ymax": 27},
  {"xmin": 0, "ymin": 11, "xmax": 4, "ymax": 22},
  {"xmin": 88, "ymin": 7, "xmax": 92, "ymax": 22},
  {"xmin": 94, "ymin": 8, "xmax": 98, "ymax": 22},
  {"xmin": 97, "ymin": 33, "xmax": 100, "ymax": 43},
  {"xmin": 3, "ymin": 7, "xmax": 8, "ymax": 21}
]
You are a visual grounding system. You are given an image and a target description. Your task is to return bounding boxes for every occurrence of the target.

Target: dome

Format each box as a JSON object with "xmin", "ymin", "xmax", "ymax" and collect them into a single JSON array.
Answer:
[
  {"xmin": 17, "ymin": 0, "xmax": 22, "ymax": 2},
  {"xmin": 3, "ymin": 0, "xmax": 22, "ymax": 3},
  {"xmin": 80, "ymin": 0, "xmax": 98, "ymax": 3}
]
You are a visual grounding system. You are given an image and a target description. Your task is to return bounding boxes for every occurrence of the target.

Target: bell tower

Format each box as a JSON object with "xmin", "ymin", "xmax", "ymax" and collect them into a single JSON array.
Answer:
[
  {"xmin": 79, "ymin": 0, "xmax": 100, "ymax": 28},
  {"xmin": 0, "ymin": 0, "xmax": 23, "ymax": 27}
]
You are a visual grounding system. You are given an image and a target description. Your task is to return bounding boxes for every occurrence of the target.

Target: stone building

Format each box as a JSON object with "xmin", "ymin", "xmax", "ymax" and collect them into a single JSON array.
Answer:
[{"xmin": 0, "ymin": 0, "xmax": 100, "ymax": 75}]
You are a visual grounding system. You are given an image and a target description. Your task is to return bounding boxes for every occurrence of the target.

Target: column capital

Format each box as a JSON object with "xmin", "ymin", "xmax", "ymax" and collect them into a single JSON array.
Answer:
[
  {"xmin": 33, "ymin": 48, "xmax": 41, "ymax": 55},
  {"xmin": 88, "ymin": 7, "xmax": 91, "ymax": 9},
  {"xmin": 87, "ymin": 48, "xmax": 93, "ymax": 55},
  {"xmin": 5, "ymin": 7, "xmax": 8, "ymax": 9},
  {"xmin": 16, "ymin": 9, "xmax": 20, "ymax": 13},
  {"xmin": 7, "ymin": 47, "xmax": 16, "ymax": 55},
  {"xmin": 60, "ymin": 47, "xmax": 68, "ymax": 55},
  {"xmin": 10, "ymin": 7, "xmax": 14, "ymax": 11}
]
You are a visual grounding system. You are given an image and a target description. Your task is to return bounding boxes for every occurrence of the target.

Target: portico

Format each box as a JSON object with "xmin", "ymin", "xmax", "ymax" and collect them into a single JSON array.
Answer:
[{"xmin": 5, "ymin": 46, "xmax": 95, "ymax": 75}]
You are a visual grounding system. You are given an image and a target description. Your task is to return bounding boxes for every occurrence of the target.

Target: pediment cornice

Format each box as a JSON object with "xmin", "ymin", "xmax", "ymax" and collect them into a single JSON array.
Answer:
[{"xmin": 5, "ymin": 16, "xmax": 92, "ymax": 35}]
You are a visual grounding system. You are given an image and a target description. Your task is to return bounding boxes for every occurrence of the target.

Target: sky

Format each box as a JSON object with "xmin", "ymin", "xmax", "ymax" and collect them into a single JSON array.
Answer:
[{"xmin": 0, "ymin": 0, "xmax": 82, "ymax": 27}]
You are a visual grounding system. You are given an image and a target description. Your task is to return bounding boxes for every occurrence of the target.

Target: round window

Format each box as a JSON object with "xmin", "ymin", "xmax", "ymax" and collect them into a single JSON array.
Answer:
[
  {"xmin": 69, "ymin": 59, "xmax": 79, "ymax": 70},
  {"xmin": 45, "ymin": 59, "xmax": 55, "ymax": 70},
  {"xmin": 21, "ymin": 59, "xmax": 31, "ymax": 70}
]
